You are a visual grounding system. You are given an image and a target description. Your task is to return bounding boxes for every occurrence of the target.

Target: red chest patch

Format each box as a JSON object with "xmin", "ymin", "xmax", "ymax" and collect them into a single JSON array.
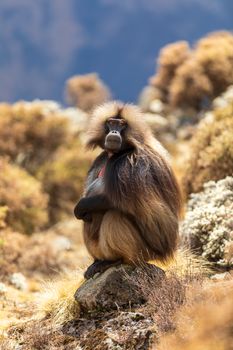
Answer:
[{"xmin": 98, "ymin": 164, "xmax": 106, "ymax": 178}]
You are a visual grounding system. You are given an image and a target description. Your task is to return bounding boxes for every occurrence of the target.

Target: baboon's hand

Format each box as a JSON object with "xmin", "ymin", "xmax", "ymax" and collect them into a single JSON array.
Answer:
[
  {"xmin": 74, "ymin": 194, "xmax": 112, "ymax": 216},
  {"xmin": 74, "ymin": 198, "xmax": 92, "ymax": 222}
]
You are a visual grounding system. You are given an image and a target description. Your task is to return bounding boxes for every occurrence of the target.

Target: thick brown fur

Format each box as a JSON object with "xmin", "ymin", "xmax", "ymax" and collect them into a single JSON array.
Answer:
[{"xmin": 81, "ymin": 101, "xmax": 182, "ymax": 265}]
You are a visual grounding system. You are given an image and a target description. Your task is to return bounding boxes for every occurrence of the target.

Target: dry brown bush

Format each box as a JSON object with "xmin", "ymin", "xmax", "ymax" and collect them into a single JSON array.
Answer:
[
  {"xmin": 0, "ymin": 158, "xmax": 48, "ymax": 233},
  {"xmin": 150, "ymin": 31, "xmax": 233, "ymax": 110},
  {"xmin": 0, "ymin": 101, "xmax": 91, "ymax": 226},
  {"xmin": 137, "ymin": 254, "xmax": 206, "ymax": 336},
  {"xmin": 156, "ymin": 280, "xmax": 233, "ymax": 350},
  {"xmin": 0, "ymin": 226, "xmax": 87, "ymax": 281},
  {"xmin": 169, "ymin": 59, "xmax": 213, "ymax": 109},
  {"xmin": 37, "ymin": 141, "xmax": 94, "ymax": 223},
  {"xmin": 0, "ymin": 206, "xmax": 7, "ymax": 229},
  {"xmin": 65, "ymin": 73, "xmax": 111, "ymax": 112},
  {"xmin": 150, "ymin": 41, "xmax": 190, "ymax": 102},
  {"xmin": 182, "ymin": 101, "xmax": 233, "ymax": 195},
  {"xmin": 195, "ymin": 31, "xmax": 233, "ymax": 97},
  {"xmin": 0, "ymin": 229, "xmax": 27, "ymax": 279},
  {"xmin": 0, "ymin": 101, "xmax": 73, "ymax": 174}
]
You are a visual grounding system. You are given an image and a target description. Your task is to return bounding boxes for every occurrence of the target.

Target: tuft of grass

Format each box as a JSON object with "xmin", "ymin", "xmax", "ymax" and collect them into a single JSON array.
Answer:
[
  {"xmin": 150, "ymin": 247, "xmax": 211, "ymax": 277},
  {"xmin": 36, "ymin": 271, "xmax": 84, "ymax": 326}
]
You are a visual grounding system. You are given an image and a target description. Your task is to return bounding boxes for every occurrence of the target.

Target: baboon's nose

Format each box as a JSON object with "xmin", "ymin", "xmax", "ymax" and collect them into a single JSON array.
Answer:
[
  {"xmin": 105, "ymin": 131, "xmax": 122, "ymax": 151},
  {"xmin": 107, "ymin": 131, "xmax": 121, "ymax": 141}
]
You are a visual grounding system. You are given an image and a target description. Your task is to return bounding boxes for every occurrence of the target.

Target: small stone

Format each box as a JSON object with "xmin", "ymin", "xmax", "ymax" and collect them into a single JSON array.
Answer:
[
  {"xmin": 149, "ymin": 99, "xmax": 164, "ymax": 113},
  {"xmin": 10, "ymin": 272, "xmax": 28, "ymax": 290},
  {"xmin": 53, "ymin": 236, "xmax": 72, "ymax": 251},
  {"xmin": 74, "ymin": 264, "xmax": 165, "ymax": 313},
  {"xmin": 211, "ymin": 272, "xmax": 232, "ymax": 281},
  {"xmin": 0, "ymin": 282, "xmax": 7, "ymax": 294}
]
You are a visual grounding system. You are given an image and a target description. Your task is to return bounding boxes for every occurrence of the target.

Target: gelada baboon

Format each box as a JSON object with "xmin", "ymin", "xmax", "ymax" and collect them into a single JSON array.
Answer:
[{"xmin": 74, "ymin": 101, "xmax": 181, "ymax": 278}]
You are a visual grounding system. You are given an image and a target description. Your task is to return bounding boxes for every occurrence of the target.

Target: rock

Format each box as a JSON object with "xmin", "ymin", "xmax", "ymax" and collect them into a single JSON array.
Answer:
[
  {"xmin": 63, "ymin": 310, "xmax": 156, "ymax": 349},
  {"xmin": 9, "ymin": 272, "xmax": 28, "ymax": 290},
  {"xmin": 149, "ymin": 99, "xmax": 164, "ymax": 113},
  {"xmin": 176, "ymin": 125, "xmax": 196, "ymax": 140},
  {"xmin": 138, "ymin": 86, "xmax": 163, "ymax": 111},
  {"xmin": 53, "ymin": 236, "xmax": 72, "ymax": 252},
  {"xmin": 0, "ymin": 282, "xmax": 7, "ymax": 294},
  {"xmin": 74, "ymin": 264, "xmax": 165, "ymax": 313},
  {"xmin": 213, "ymin": 85, "xmax": 233, "ymax": 109},
  {"xmin": 211, "ymin": 272, "xmax": 232, "ymax": 281},
  {"xmin": 144, "ymin": 113, "xmax": 169, "ymax": 128}
]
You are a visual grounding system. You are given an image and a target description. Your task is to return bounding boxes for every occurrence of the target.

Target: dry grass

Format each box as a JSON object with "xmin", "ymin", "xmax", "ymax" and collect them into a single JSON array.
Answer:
[
  {"xmin": 150, "ymin": 247, "xmax": 211, "ymax": 277},
  {"xmin": 1, "ymin": 249, "xmax": 231, "ymax": 350},
  {"xmin": 156, "ymin": 279, "xmax": 233, "ymax": 350},
  {"xmin": 0, "ymin": 272, "xmax": 84, "ymax": 349},
  {"xmin": 0, "ymin": 220, "xmax": 90, "ymax": 282},
  {"xmin": 135, "ymin": 250, "xmax": 208, "ymax": 336},
  {"xmin": 37, "ymin": 271, "xmax": 84, "ymax": 326},
  {"xmin": 1, "ymin": 319, "xmax": 79, "ymax": 350}
]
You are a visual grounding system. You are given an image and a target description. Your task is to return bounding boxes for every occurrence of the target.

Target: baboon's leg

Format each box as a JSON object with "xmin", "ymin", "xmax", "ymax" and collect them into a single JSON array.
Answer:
[
  {"xmin": 98, "ymin": 210, "xmax": 150, "ymax": 264},
  {"xmin": 83, "ymin": 210, "xmax": 151, "ymax": 278}
]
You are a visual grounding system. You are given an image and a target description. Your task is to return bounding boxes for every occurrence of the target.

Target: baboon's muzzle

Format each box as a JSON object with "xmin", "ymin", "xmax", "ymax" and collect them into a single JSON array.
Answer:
[{"xmin": 105, "ymin": 131, "xmax": 122, "ymax": 152}]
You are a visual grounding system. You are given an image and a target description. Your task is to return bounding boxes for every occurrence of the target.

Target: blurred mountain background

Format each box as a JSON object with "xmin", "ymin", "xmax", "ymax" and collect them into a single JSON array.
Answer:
[{"xmin": 0, "ymin": 0, "xmax": 232, "ymax": 103}]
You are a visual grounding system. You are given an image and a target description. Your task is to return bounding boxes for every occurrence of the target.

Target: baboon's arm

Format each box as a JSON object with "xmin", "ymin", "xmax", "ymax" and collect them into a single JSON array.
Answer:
[{"xmin": 74, "ymin": 195, "xmax": 112, "ymax": 221}]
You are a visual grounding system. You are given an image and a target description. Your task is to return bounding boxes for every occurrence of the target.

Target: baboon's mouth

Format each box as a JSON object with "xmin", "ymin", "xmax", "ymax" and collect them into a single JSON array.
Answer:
[{"xmin": 105, "ymin": 139, "xmax": 121, "ymax": 152}]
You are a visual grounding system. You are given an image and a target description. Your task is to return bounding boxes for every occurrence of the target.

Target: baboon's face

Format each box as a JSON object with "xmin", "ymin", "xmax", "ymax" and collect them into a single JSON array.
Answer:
[{"xmin": 104, "ymin": 117, "xmax": 127, "ymax": 153}]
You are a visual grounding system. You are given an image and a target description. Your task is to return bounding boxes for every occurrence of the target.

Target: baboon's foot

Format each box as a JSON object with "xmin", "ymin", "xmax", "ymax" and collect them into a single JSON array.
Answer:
[{"xmin": 84, "ymin": 259, "xmax": 122, "ymax": 279}]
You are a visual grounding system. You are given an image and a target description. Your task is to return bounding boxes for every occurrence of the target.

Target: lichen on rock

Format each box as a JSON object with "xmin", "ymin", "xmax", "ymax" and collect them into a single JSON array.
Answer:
[{"xmin": 74, "ymin": 264, "xmax": 165, "ymax": 313}]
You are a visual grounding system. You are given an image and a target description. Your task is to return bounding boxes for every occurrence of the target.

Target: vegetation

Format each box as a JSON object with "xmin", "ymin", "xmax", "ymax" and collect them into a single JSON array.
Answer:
[
  {"xmin": 0, "ymin": 31, "xmax": 233, "ymax": 350},
  {"xmin": 0, "ymin": 158, "xmax": 48, "ymax": 233},
  {"xmin": 182, "ymin": 100, "xmax": 233, "ymax": 195},
  {"xmin": 65, "ymin": 73, "xmax": 111, "ymax": 112},
  {"xmin": 150, "ymin": 41, "xmax": 191, "ymax": 101},
  {"xmin": 0, "ymin": 101, "xmax": 93, "ymax": 228},
  {"xmin": 37, "ymin": 141, "xmax": 93, "ymax": 223},
  {"xmin": 0, "ymin": 101, "xmax": 73, "ymax": 175},
  {"xmin": 149, "ymin": 31, "xmax": 233, "ymax": 111},
  {"xmin": 0, "ymin": 206, "xmax": 7, "ymax": 229},
  {"xmin": 181, "ymin": 177, "xmax": 233, "ymax": 268},
  {"xmin": 157, "ymin": 279, "xmax": 233, "ymax": 350}
]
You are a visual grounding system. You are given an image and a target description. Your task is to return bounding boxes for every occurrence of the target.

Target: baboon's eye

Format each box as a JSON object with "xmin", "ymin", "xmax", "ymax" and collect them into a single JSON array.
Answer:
[
  {"xmin": 104, "ymin": 122, "xmax": 109, "ymax": 133},
  {"xmin": 119, "ymin": 120, "xmax": 127, "ymax": 130},
  {"xmin": 108, "ymin": 118, "xmax": 115, "ymax": 125}
]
